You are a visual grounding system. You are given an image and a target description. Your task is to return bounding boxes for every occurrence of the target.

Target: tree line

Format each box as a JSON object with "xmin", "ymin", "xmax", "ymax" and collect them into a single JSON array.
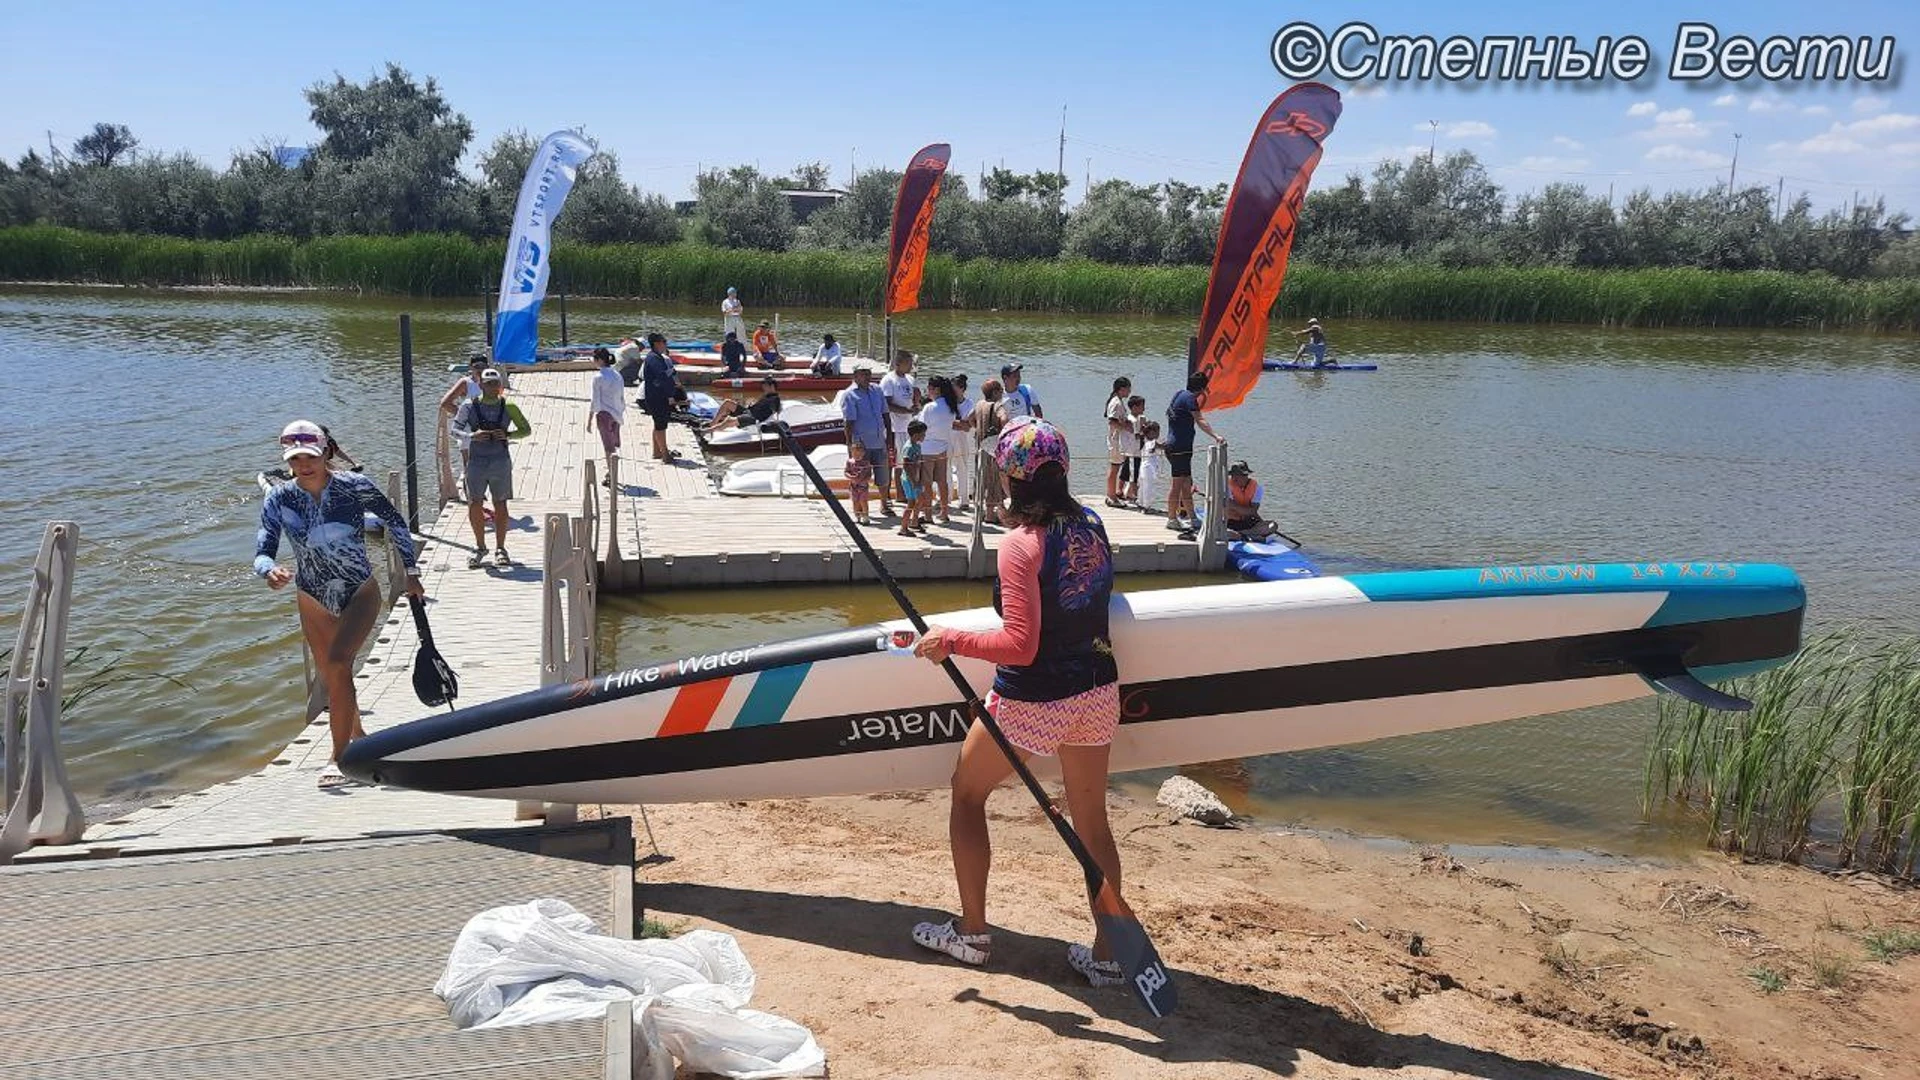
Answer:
[{"xmin": 3, "ymin": 65, "xmax": 1914, "ymax": 280}]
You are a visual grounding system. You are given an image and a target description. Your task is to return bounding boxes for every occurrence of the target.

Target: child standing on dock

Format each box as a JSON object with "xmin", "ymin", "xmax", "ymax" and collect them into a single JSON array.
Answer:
[{"xmin": 899, "ymin": 419, "xmax": 930, "ymax": 537}]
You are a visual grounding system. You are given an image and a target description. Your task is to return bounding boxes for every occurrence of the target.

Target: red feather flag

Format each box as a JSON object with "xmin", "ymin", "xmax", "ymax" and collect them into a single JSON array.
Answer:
[
  {"xmin": 1192, "ymin": 84, "xmax": 1342, "ymax": 411},
  {"xmin": 883, "ymin": 143, "xmax": 951, "ymax": 315}
]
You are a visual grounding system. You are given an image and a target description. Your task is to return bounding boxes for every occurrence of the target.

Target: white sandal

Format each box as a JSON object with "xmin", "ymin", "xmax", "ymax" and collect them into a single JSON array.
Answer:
[
  {"xmin": 912, "ymin": 919, "xmax": 992, "ymax": 966},
  {"xmin": 317, "ymin": 763, "xmax": 351, "ymax": 789},
  {"xmin": 1067, "ymin": 943, "xmax": 1125, "ymax": 987}
]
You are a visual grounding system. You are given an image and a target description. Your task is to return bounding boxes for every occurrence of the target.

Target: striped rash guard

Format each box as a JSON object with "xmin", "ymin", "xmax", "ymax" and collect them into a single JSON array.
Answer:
[{"xmin": 255, "ymin": 472, "xmax": 417, "ymax": 615}]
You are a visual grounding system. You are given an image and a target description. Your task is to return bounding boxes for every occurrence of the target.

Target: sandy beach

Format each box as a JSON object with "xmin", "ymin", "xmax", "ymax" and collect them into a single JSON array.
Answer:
[{"xmin": 589, "ymin": 787, "xmax": 1917, "ymax": 1080}]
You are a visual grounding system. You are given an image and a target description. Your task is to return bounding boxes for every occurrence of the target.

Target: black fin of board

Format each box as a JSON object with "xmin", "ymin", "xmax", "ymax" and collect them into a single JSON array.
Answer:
[{"xmin": 1633, "ymin": 657, "xmax": 1754, "ymax": 711}]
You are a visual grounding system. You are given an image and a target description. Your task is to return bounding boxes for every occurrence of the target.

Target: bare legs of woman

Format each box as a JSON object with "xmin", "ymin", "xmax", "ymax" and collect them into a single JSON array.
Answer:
[
  {"xmin": 297, "ymin": 579, "xmax": 382, "ymax": 779},
  {"xmin": 945, "ymin": 719, "xmax": 1124, "ymax": 963}
]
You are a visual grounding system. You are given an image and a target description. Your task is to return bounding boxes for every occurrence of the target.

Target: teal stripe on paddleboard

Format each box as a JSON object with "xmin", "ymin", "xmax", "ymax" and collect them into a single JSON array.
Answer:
[
  {"xmin": 1642, "ymin": 564, "xmax": 1805, "ymax": 628},
  {"xmin": 1348, "ymin": 562, "xmax": 1804, "ymax": 621},
  {"xmin": 733, "ymin": 664, "xmax": 811, "ymax": 727}
]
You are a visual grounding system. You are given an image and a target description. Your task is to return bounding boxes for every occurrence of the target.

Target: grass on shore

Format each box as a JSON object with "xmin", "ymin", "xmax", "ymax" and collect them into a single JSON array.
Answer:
[
  {"xmin": 1644, "ymin": 631, "xmax": 1920, "ymax": 877},
  {"xmin": 4, "ymin": 225, "xmax": 1918, "ymax": 330}
]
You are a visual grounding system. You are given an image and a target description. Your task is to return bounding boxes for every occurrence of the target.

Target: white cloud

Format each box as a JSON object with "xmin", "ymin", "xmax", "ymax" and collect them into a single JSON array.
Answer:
[
  {"xmin": 1626, "ymin": 101, "xmax": 1658, "ymax": 117},
  {"xmin": 1713, "ymin": 93, "xmax": 1738, "ymax": 107},
  {"xmin": 1802, "ymin": 105, "xmax": 1831, "ymax": 117},
  {"xmin": 1765, "ymin": 115, "xmax": 1920, "ymax": 157},
  {"xmin": 1842, "ymin": 112, "xmax": 1920, "ymax": 136},
  {"xmin": 1884, "ymin": 141, "xmax": 1920, "ymax": 157},
  {"xmin": 1347, "ymin": 82, "xmax": 1387, "ymax": 99},
  {"xmin": 1551, "ymin": 135, "xmax": 1585, "ymax": 151},
  {"xmin": 1853, "ymin": 97, "xmax": 1890, "ymax": 115},
  {"xmin": 1644, "ymin": 144, "xmax": 1724, "ymax": 168},
  {"xmin": 1444, "ymin": 121, "xmax": 1496, "ymax": 139},
  {"xmin": 1748, "ymin": 97, "xmax": 1793, "ymax": 113},
  {"xmin": 1636, "ymin": 107, "xmax": 1713, "ymax": 140}
]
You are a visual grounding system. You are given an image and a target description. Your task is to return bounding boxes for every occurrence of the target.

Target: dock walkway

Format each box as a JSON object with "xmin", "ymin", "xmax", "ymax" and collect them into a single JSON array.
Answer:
[{"xmin": 20, "ymin": 366, "xmax": 1216, "ymax": 861}]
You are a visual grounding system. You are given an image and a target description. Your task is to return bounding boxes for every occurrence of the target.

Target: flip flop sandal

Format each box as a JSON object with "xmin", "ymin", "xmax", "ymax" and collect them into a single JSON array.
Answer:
[
  {"xmin": 912, "ymin": 919, "xmax": 992, "ymax": 966},
  {"xmin": 317, "ymin": 764, "xmax": 351, "ymax": 789},
  {"xmin": 1066, "ymin": 943, "xmax": 1125, "ymax": 987}
]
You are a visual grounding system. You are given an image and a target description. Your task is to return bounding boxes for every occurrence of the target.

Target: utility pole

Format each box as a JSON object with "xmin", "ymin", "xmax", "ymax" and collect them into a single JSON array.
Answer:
[
  {"xmin": 1428, "ymin": 120, "xmax": 1438, "ymax": 162},
  {"xmin": 1776, "ymin": 176, "xmax": 1784, "ymax": 220},
  {"xmin": 1728, "ymin": 133, "xmax": 1742, "ymax": 201},
  {"xmin": 1057, "ymin": 104, "xmax": 1067, "ymax": 209},
  {"xmin": 1085, "ymin": 157, "xmax": 1091, "ymax": 195},
  {"xmin": 849, "ymin": 147, "xmax": 856, "ymax": 187}
]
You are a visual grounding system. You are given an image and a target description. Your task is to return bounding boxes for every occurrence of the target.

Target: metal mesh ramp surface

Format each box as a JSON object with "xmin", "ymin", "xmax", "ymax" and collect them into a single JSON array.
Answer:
[{"xmin": 0, "ymin": 819, "xmax": 635, "ymax": 1079}]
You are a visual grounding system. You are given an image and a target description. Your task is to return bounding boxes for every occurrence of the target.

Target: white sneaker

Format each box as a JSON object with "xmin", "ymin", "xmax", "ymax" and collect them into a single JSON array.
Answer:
[
  {"xmin": 911, "ymin": 919, "xmax": 992, "ymax": 966},
  {"xmin": 1067, "ymin": 943, "xmax": 1125, "ymax": 987}
]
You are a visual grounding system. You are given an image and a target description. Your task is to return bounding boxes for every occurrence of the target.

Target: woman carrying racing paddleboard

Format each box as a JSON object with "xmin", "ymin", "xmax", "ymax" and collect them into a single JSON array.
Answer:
[
  {"xmin": 909, "ymin": 417, "xmax": 1130, "ymax": 989},
  {"xmin": 255, "ymin": 420, "xmax": 424, "ymax": 787}
]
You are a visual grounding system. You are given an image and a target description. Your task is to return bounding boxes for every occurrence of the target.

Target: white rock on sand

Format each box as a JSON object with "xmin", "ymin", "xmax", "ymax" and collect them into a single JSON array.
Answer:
[{"xmin": 1155, "ymin": 774, "xmax": 1235, "ymax": 826}]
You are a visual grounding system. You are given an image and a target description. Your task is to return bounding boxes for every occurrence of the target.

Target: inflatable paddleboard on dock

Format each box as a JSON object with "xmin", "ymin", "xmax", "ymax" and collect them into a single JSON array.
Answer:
[{"xmin": 342, "ymin": 562, "xmax": 1804, "ymax": 803}]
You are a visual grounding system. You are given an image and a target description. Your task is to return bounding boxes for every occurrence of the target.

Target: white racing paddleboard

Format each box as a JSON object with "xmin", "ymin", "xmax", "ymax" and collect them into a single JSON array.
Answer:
[{"xmin": 342, "ymin": 562, "xmax": 1805, "ymax": 803}]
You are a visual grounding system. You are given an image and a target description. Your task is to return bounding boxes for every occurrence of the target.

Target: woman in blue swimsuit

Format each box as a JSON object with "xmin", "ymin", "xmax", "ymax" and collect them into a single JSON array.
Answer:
[{"xmin": 254, "ymin": 420, "xmax": 424, "ymax": 787}]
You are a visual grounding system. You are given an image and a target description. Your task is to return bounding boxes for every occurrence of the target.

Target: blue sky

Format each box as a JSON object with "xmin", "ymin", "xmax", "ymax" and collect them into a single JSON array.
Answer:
[{"xmin": 7, "ymin": 1, "xmax": 1916, "ymax": 215}]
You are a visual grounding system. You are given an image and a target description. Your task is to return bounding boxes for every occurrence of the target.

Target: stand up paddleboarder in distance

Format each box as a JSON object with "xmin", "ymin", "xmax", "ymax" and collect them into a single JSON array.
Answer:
[
  {"xmin": 1288, "ymin": 317, "xmax": 1330, "ymax": 367},
  {"xmin": 907, "ymin": 418, "xmax": 1135, "ymax": 991}
]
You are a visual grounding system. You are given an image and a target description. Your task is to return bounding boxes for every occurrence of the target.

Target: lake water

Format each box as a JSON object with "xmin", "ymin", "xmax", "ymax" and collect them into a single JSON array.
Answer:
[{"xmin": 3, "ymin": 286, "xmax": 1914, "ymax": 851}]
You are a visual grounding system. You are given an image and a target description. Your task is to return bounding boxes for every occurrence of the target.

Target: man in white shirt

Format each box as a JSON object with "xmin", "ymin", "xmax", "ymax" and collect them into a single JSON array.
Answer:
[
  {"xmin": 721, "ymin": 286, "xmax": 746, "ymax": 343},
  {"xmin": 810, "ymin": 334, "xmax": 844, "ymax": 376},
  {"xmin": 879, "ymin": 352, "xmax": 919, "ymax": 511},
  {"xmin": 587, "ymin": 347, "xmax": 627, "ymax": 488},
  {"xmin": 999, "ymin": 362, "xmax": 1042, "ymax": 420}
]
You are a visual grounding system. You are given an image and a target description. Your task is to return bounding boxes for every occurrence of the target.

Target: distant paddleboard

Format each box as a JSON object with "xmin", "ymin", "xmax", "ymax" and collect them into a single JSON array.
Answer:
[
  {"xmin": 1263, "ymin": 360, "xmax": 1377, "ymax": 371},
  {"xmin": 342, "ymin": 563, "xmax": 1804, "ymax": 805}
]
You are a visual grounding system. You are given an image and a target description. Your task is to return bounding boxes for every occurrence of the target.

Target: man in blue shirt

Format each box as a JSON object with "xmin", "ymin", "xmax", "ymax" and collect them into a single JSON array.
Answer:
[
  {"xmin": 1164, "ymin": 371, "xmax": 1220, "ymax": 532},
  {"xmin": 835, "ymin": 366, "xmax": 892, "ymax": 518}
]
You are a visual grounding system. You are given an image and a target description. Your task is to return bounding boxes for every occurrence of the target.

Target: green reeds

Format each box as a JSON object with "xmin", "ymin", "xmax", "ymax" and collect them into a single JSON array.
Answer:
[
  {"xmin": 1645, "ymin": 631, "xmax": 1920, "ymax": 876},
  {"xmin": 3, "ymin": 225, "xmax": 1918, "ymax": 329}
]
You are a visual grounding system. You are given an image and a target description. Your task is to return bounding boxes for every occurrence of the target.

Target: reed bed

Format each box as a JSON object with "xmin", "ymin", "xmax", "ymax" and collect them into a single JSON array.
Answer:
[
  {"xmin": 1645, "ymin": 631, "xmax": 1920, "ymax": 877},
  {"xmin": 3, "ymin": 226, "xmax": 1916, "ymax": 330}
]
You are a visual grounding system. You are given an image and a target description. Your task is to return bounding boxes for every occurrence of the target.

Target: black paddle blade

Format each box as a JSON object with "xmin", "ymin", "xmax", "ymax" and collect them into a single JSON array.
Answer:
[
  {"xmin": 406, "ymin": 596, "xmax": 458, "ymax": 708},
  {"xmin": 1094, "ymin": 884, "xmax": 1178, "ymax": 1017}
]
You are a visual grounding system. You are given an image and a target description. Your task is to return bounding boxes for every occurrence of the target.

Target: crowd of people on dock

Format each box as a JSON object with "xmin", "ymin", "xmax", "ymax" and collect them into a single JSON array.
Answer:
[{"xmin": 249, "ymin": 281, "xmax": 1288, "ymax": 839}]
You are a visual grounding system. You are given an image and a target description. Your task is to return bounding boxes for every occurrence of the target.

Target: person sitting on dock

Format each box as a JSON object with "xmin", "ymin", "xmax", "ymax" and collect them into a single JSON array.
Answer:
[
  {"xmin": 1289, "ymin": 317, "xmax": 1329, "ymax": 367},
  {"xmin": 1223, "ymin": 460, "xmax": 1276, "ymax": 540},
  {"xmin": 752, "ymin": 321, "xmax": 785, "ymax": 369},
  {"xmin": 810, "ymin": 334, "xmax": 843, "ymax": 376},
  {"xmin": 720, "ymin": 331, "xmax": 749, "ymax": 376},
  {"xmin": 255, "ymin": 420, "xmax": 423, "ymax": 788},
  {"xmin": 453, "ymin": 368, "xmax": 533, "ymax": 568},
  {"xmin": 705, "ymin": 376, "xmax": 783, "ymax": 430}
]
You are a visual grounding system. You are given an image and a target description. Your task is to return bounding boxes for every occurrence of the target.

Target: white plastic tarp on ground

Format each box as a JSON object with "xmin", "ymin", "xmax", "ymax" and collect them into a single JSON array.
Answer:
[{"xmin": 438, "ymin": 899, "xmax": 826, "ymax": 1080}]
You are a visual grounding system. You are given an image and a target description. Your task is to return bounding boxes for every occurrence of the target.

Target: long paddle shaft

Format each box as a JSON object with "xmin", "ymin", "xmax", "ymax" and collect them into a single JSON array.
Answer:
[{"xmin": 772, "ymin": 422, "xmax": 1177, "ymax": 1017}]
